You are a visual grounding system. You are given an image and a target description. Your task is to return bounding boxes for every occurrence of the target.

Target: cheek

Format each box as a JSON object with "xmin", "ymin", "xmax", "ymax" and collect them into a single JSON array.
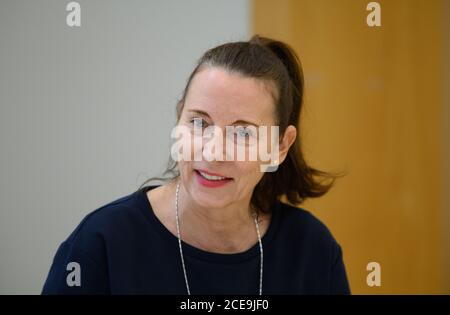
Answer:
[
  {"xmin": 234, "ymin": 161, "xmax": 264, "ymax": 183},
  {"xmin": 179, "ymin": 161, "xmax": 194, "ymax": 178}
]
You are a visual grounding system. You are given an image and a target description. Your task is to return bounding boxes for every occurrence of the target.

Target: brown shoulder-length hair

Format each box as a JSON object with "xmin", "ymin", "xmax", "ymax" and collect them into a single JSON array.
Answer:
[{"xmin": 138, "ymin": 34, "xmax": 345, "ymax": 214}]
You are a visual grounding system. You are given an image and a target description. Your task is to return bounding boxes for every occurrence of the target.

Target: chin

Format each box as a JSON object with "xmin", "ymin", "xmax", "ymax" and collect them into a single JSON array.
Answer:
[{"xmin": 192, "ymin": 190, "xmax": 230, "ymax": 209}]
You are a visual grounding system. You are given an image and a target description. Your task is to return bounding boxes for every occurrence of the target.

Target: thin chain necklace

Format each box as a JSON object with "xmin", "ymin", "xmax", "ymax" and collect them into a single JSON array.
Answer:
[{"xmin": 174, "ymin": 181, "xmax": 263, "ymax": 295}]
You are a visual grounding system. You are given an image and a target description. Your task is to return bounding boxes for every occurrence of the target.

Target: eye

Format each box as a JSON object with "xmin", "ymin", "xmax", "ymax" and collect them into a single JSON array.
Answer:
[
  {"xmin": 235, "ymin": 126, "xmax": 255, "ymax": 138},
  {"xmin": 189, "ymin": 117, "xmax": 207, "ymax": 128}
]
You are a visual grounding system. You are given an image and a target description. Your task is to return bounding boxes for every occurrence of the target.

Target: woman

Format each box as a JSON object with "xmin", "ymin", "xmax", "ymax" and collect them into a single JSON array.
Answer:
[{"xmin": 42, "ymin": 35, "xmax": 350, "ymax": 295}]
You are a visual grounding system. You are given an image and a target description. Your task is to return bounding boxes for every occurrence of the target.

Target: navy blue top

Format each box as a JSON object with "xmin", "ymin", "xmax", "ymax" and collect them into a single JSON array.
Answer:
[{"xmin": 42, "ymin": 185, "xmax": 351, "ymax": 295}]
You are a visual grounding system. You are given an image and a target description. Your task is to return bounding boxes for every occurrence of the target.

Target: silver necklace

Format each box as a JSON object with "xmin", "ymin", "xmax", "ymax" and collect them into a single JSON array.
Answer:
[{"xmin": 174, "ymin": 182, "xmax": 263, "ymax": 295}]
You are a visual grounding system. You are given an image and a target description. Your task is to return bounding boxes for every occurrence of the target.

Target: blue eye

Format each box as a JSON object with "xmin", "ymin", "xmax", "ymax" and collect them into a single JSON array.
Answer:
[
  {"xmin": 190, "ymin": 117, "xmax": 206, "ymax": 128},
  {"xmin": 236, "ymin": 126, "xmax": 254, "ymax": 138}
]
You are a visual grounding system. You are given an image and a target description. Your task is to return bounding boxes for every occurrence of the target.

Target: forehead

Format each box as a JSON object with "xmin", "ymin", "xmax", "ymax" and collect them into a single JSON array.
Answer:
[{"xmin": 184, "ymin": 67, "xmax": 276, "ymax": 124}]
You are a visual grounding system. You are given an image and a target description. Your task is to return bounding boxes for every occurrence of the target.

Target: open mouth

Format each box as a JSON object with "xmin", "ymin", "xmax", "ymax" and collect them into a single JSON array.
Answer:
[{"xmin": 194, "ymin": 169, "xmax": 232, "ymax": 181}]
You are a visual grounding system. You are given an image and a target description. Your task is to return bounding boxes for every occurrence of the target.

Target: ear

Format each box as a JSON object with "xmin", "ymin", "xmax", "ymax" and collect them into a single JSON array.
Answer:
[{"xmin": 277, "ymin": 125, "xmax": 297, "ymax": 164}]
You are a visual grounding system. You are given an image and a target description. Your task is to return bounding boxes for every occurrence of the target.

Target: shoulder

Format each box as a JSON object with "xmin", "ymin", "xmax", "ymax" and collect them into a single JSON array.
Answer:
[
  {"xmin": 275, "ymin": 202, "xmax": 351, "ymax": 294},
  {"xmin": 276, "ymin": 200, "xmax": 341, "ymax": 251},
  {"xmin": 63, "ymin": 190, "xmax": 144, "ymax": 257},
  {"xmin": 42, "ymin": 191, "xmax": 144, "ymax": 294}
]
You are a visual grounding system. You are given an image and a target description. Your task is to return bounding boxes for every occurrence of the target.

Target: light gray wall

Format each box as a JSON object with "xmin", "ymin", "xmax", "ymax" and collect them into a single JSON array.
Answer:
[{"xmin": 0, "ymin": 0, "xmax": 250, "ymax": 294}]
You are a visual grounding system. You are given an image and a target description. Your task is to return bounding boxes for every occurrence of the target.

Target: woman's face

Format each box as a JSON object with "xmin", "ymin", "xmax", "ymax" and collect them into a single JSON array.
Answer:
[{"xmin": 176, "ymin": 66, "xmax": 294, "ymax": 210}]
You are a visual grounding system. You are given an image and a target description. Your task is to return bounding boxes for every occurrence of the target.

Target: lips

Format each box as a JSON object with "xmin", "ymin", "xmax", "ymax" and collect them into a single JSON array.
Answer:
[
  {"xmin": 194, "ymin": 169, "xmax": 233, "ymax": 188},
  {"xmin": 194, "ymin": 169, "xmax": 232, "ymax": 180}
]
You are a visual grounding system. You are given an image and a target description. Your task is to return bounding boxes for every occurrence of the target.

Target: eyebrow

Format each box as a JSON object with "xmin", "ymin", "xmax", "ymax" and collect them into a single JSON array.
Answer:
[{"xmin": 187, "ymin": 109, "xmax": 260, "ymax": 127}]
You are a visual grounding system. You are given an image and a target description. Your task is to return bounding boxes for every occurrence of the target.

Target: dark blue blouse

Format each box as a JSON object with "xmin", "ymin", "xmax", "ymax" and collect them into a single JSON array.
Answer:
[{"xmin": 42, "ymin": 185, "xmax": 351, "ymax": 294}]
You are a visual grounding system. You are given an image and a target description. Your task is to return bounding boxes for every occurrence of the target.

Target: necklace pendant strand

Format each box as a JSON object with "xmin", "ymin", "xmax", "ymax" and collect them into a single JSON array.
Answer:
[{"xmin": 174, "ymin": 181, "xmax": 263, "ymax": 295}]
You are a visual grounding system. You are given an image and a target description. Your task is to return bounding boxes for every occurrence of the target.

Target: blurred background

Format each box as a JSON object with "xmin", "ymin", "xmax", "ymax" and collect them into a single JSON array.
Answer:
[{"xmin": 0, "ymin": 0, "xmax": 449, "ymax": 294}]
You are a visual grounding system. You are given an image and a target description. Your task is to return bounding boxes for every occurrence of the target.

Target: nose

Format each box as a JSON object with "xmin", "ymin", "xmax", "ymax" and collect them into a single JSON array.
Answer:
[{"xmin": 201, "ymin": 125, "xmax": 229, "ymax": 162}]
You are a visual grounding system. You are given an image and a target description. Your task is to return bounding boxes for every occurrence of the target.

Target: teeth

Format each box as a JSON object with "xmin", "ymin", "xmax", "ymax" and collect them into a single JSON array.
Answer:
[{"xmin": 198, "ymin": 171, "xmax": 228, "ymax": 181}]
